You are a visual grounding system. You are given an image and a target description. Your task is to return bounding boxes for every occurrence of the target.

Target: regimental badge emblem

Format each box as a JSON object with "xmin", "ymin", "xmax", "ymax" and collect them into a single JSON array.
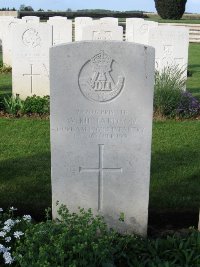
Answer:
[
  {"xmin": 78, "ymin": 50, "xmax": 125, "ymax": 102},
  {"xmin": 22, "ymin": 28, "xmax": 41, "ymax": 48}
]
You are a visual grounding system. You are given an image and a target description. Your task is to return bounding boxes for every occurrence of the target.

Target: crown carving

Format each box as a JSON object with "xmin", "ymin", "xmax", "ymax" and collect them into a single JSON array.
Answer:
[{"xmin": 91, "ymin": 50, "xmax": 112, "ymax": 72}]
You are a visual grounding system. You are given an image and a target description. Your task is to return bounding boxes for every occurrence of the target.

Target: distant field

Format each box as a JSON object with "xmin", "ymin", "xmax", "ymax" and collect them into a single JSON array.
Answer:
[{"xmin": 119, "ymin": 13, "xmax": 200, "ymax": 24}]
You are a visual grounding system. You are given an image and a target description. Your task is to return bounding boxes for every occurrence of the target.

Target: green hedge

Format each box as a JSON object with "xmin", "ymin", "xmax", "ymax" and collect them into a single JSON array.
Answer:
[{"xmin": 18, "ymin": 10, "xmax": 148, "ymax": 20}]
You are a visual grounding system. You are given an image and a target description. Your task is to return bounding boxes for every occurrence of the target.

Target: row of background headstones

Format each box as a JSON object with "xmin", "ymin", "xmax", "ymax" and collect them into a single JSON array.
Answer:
[{"xmin": 0, "ymin": 16, "xmax": 189, "ymax": 99}]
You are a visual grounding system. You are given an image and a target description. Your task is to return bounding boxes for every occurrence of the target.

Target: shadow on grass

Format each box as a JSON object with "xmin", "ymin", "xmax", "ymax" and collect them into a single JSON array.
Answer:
[
  {"xmin": 150, "ymin": 148, "xmax": 200, "ymax": 210},
  {"xmin": 0, "ymin": 152, "xmax": 51, "ymax": 221},
  {"xmin": 188, "ymin": 64, "xmax": 200, "ymax": 71},
  {"xmin": 0, "ymin": 147, "xmax": 199, "ymax": 226}
]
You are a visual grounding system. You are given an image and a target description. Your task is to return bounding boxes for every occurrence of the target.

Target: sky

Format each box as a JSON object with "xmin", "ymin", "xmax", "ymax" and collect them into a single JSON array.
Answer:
[{"xmin": 0, "ymin": 0, "xmax": 199, "ymax": 13}]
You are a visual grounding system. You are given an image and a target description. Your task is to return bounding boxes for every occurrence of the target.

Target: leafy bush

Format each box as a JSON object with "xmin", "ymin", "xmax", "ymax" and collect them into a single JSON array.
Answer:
[
  {"xmin": 15, "ymin": 205, "xmax": 120, "ymax": 267},
  {"xmin": 0, "ymin": 206, "xmax": 200, "ymax": 266},
  {"xmin": 2, "ymin": 95, "xmax": 50, "ymax": 116},
  {"xmin": 154, "ymin": 66, "xmax": 185, "ymax": 117},
  {"xmin": 178, "ymin": 91, "xmax": 200, "ymax": 118},
  {"xmin": 3, "ymin": 96, "xmax": 24, "ymax": 116},
  {"xmin": 154, "ymin": 0, "xmax": 187, "ymax": 20},
  {"xmin": 154, "ymin": 65, "xmax": 200, "ymax": 118},
  {"xmin": 23, "ymin": 95, "xmax": 50, "ymax": 115}
]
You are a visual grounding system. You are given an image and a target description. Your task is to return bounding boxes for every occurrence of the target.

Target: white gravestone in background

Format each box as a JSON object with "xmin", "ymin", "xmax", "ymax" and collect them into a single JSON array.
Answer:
[
  {"xmin": 48, "ymin": 16, "xmax": 67, "ymax": 21},
  {"xmin": 100, "ymin": 17, "xmax": 119, "ymax": 26},
  {"xmin": 126, "ymin": 20, "xmax": 158, "ymax": 45},
  {"xmin": 2, "ymin": 18, "xmax": 22, "ymax": 66},
  {"xmin": 47, "ymin": 17, "xmax": 72, "ymax": 45},
  {"xmin": 126, "ymin": 18, "xmax": 144, "ymax": 42},
  {"xmin": 50, "ymin": 41, "xmax": 155, "ymax": 236},
  {"xmin": 75, "ymin": 17, "xmax": 93, "ymax": 41},
  {"xmin": 81, "ymin": 22, "xmax": 123, "ymax": 41},
  {"xmin": 149, "ymin": 26, "xmax": 189, "ymax": 81},
  {"xmin": 22, "ymin": 16, "xmax": 40, "ymax": 23},
  {"xmin": 0, "ymin": 17, "xmax": 15, "ymax": 48},
  {"xmin": 12, "ymin": 23, "xmax": 52, "ymax": 99}
]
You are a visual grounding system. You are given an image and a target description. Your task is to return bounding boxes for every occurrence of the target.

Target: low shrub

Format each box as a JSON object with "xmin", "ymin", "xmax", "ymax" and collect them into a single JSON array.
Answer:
[
  {"xmin": 178, "ymin": 91, "xmax": 200, "ymax": 118},
  {"xmin": 154, "ymin": 65, "xmax": 200, "ymax": 118},
  {"xmin": 154, "ymin": 65, "xmax": 185, "ymax": 117},
  {"xmin": 2, "ymin": 95, "xmax": 50, "ymax": 116},
  {"xmin": 3, "ymin": 96, "xmax": 24, "ymax": 116},
  {"xmin": 23, "ymin": 95, "xmax": 50, "ymax": 115},
  {"xmin": 0, "ymin": 206, "xmax": 200, "ymax": 266}
]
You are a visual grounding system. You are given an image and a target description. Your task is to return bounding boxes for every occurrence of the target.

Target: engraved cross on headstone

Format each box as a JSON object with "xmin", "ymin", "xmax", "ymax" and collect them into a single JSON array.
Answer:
[
  {"xmin": 79, "ymin": 144, "xmax": 123, "ymax": 211},
  {"xmin": 23, "ymin": 64, "xmax": 40, "ymax": 94}
]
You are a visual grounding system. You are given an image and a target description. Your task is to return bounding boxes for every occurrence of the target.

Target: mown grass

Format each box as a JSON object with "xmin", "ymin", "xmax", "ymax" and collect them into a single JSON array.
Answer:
[
  {"xmin": 0, "ymin": 118, "xmax": 199, "ymax": 220},
  {"xmin": 187, "ymin": 43, "xmax": 200, "ymax": 99},
  {"xmin": 0, "ymin": 52, "xmax": 12, "ymax": 97},
  {"xmin": 150, "ymin": 120, "xmax": 200, "ymax": 213},
  {"xmin": 0, "ymin": 118, "xmax": 51, "ymax": 219}
]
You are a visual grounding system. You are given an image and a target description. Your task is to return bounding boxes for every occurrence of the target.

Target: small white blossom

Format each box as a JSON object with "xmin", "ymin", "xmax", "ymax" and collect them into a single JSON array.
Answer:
[
  {"xmin": 9, "ymin": 207, "xmax": 17, "ymax": 211},
  {"xmin": 3, "ymin": 251, "xmax": 14, "ymax": 264},
  {"xmin": 0, "ymin": 231, "xmax": 6, "ymax": 237},
  {"xmin": 0, "ymin": 208, "xmax": 3, "ymax": 212},
  {"xmin": 13, "ymin": 231, "xmax": 24, "ymax": 239},
  {"xmin": 15, "ymin": 219, "xmax": 21, "ymax": 223},
  {"xmin": 5, "ymin": 237, "xmax": 11, "ymax": 243},
  {"xmin": 0, "ymin": 244, "xmax": 6, "ymax": 253},
  {"xmin": 23, "ymin": 215, "xmax": 32, "ymax": 222},
  {"xmin": 4, "ymin": 219, "xmax": 15, "ymax": 227},
  {"xmin": 2, "ymin": 226, "xmax": 11, "ymax": 233}
]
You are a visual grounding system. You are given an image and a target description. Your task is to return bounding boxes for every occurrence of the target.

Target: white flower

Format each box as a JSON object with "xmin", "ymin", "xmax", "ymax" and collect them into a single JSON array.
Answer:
[
  {"xmin": 3, "ymin": 251, "xmax": 14, "ymax": 264},
  {"xmin": 0, "ymin": 208, "xmax": 3, "ymax": 212},
  {"xmin": 0, "ymin": 231, "xmax": 6, "ymax": 237},
  {"xmin": 5, "ymin": 237, "xmax": 11, "ymax": 243},
  {"xmin": 23, "ymin": 215, "xmax": 32, "ymax": 222},
  {"xmin": 0, "ymin": 244, "xmax": 6, "ymax": 253},
  {"xmin": 2, "ymin": 226, "xmax": 11, "ymax": 233},
  {"xmin": 13, "ymin": 231, "xmax": 24, "ymax": 239},
  {"xmin": 4, "ymin": 219, "xmax": 15, "ymax": 227},
  {"xmin": 9, "ymin": 207, "xmax": 17, "ymax": 211}
]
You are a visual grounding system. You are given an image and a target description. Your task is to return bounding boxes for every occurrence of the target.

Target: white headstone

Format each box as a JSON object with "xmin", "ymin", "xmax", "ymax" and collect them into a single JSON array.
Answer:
[
  {"xmin": 75, "ymin": 17, "xmax": 93, "ymax": 41},
  {"xmin": 22, "ymin": 16, "xmax": 40, "ymax": 23},
  {"xmin": 81, "ymin": 22, "xmax": 123, "ymax": 41},
  {"xmin": 47, "ymin": 17, "xmax": 72, "ymax": 45},
  {"xmin": 100, "ymin": 17, "xmax": 119, "ymax": 25},
  {"xmin": 1, "ymin": 18, "xmax": 22, "ymax": 66},
  {"xmin": 126, "ymin": 19, "xmax": 158, "ymax": 45},
  {"xmin": 12, "ymin": 23, "xmax": 52, "ymax": 99},
  {"xmin": 50, "ymin": 41, "xmax": 155, "ymax": 236},
  {"xmin": 126, "ymin": 18, "xmax": 144, "ymax": 42},
  {"xmin": 48, "ymin": 16, "xmax": 67, "ymax": 21},
  {"xmin": 149, "ymin": 26, "xmax": 189, "ymax": 80}
]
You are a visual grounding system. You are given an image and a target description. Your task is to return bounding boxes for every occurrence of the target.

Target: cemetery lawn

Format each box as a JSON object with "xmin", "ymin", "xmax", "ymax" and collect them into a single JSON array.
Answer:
[
  {"xmin": 0, "ymin": 73, "xmax": 12, "ymax": 96},
  {"xmin": 0, "ymin": 118, "xmax": 199, "ymax": 219},
  {"xmin": 0, "ymin": 52, "xmax": 11, "ymax": 97},
  {"xmin": 187, "ymin": 43, "xmax": 200, "ymax": 99}
]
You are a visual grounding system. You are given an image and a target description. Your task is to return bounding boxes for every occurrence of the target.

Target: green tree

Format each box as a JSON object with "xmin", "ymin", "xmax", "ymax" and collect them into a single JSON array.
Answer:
[{"xmin": 154, "ymin": 0, "xmax": 187, "ymax": 20}]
